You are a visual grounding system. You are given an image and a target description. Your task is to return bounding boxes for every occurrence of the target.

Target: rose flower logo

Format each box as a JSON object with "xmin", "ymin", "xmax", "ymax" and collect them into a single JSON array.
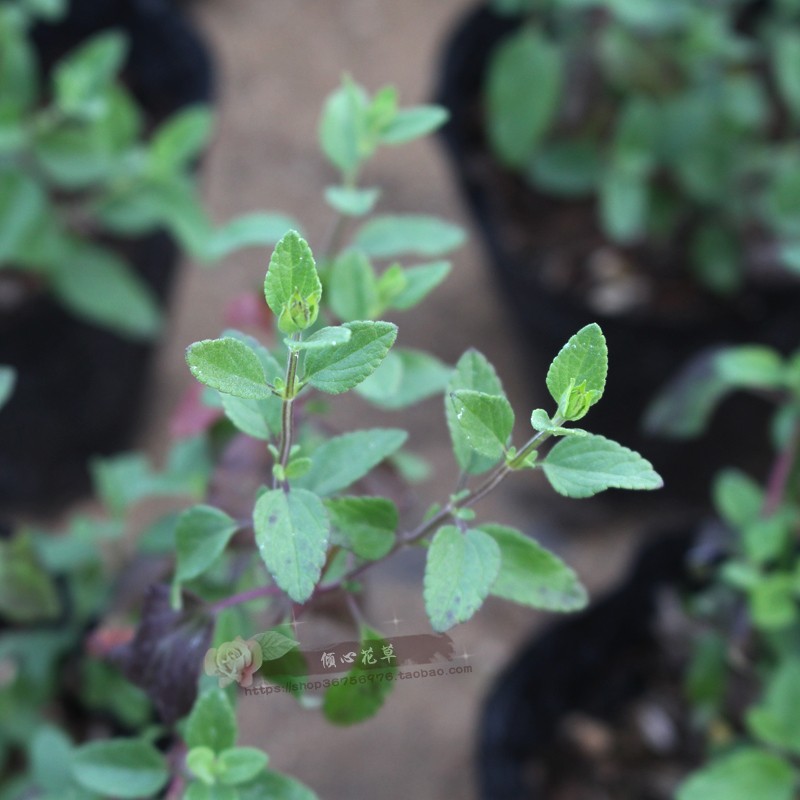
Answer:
[{"xmin": 203, "ymin": 636, "xmax": 263, "ymax": 688}]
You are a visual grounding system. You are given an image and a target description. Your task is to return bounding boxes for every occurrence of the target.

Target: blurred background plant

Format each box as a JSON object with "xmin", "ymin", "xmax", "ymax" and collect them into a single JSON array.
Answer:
[
  {"xmin": 0, "ymin": 0, "xmax": 294, "ymax": 513},
  {"xmin": 645, "ymin": 342, "xmax": 800, "ymax": 798},
  {"xmin": 485, "ymin": 0, "xmax": 800, "ymax": 293}
]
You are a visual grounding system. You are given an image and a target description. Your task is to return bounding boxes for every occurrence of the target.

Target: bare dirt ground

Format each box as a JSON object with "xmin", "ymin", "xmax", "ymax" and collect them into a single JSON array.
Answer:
[{"xmin": 135, "ymin": 2, "xmax": 649, "ymax": 797}]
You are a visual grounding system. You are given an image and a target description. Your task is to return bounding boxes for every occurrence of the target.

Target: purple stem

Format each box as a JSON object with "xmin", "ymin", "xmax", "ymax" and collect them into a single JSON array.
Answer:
[
  {"xmin": 763, "ymin": 423, "xmax": 800, "ymax": 518},
  {"xmin": 209, "ymin": 584, "xmax": 282, "ymax": 614}
]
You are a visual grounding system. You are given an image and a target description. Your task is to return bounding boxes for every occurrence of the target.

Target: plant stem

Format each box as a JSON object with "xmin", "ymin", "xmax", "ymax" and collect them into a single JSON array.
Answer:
[
  {"xmin": 274, "ymin": 344, "xmax": 300, "ymax": 487},
  {"xmin": 763, "ymin": 419, "xmax": 800, "ymax": 517},
  {"xmin": 322, "ymin": 212, "xmax": 347, "ymax": 263},
  {"xmin": 209, "ymin": 584, "xmax": 283, "ymax": 614},
  {"xmin": 317, "ymin": 428, "xmax": 555, "ymax": 594}
]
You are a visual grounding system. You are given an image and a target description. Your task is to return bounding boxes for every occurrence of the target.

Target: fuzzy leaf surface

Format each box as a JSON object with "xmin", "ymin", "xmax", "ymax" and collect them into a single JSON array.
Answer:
[
  {"xmin": 446, "ymin": 350, "xmax": 507, "ymax": 474},
  {"xmin": 424, "ymin": 526, "xmax": 501, "ymax": 632},
  {"xmin": 186, "ymin": 337, "xmax": 270, "ymax": 400},
  {"xmin": 676, "ymin": 748, "xmax": 795, "ymax": 800},
  {"xmin": 70, "ymin": 739, "xmax": 168, "ymax": 799},
  {"xmin": 482, "ymin": 524, "xmax": 587, "ymax": 611},
  {"xmin": 302, "ymin": 320, "xmax": 396, "ymax": 394},
  {"xmin": 450, "ymin": 390, "xmax": 514, "ymax": 461},
  {"xmin": 353, "ymin": 215, "xmax": 465, "ymax": 258},
  {"xmin": 542, "ymin": 434, "xmax": 662, "ymax": 498},
  {"xmin": 546, "ymin": 323, "xmax": 608, "ymax": 412},
  {"xmin": 254, "ymin": 488, "xmax": 330, "ymax": 603},
  {"xmin": 294, "ymin": 428, "xmax": 407, "ymax": 496}
]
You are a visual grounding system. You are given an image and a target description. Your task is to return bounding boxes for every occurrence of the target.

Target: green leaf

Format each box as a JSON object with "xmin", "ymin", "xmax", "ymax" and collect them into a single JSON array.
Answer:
[
  {"xmin": 318, "ymin": 78, "xmax": 368, "ymax": 178},
  {"xmin": 289, "ymin": 326, "xmax": 352, "ymax": 351},
  {"xmin": 53, "ymin": 31, "xmax": 127, "ymax": 118},
  {"xmin": 365, "ymin": 85, "xmax": 398, "ymax": 135},
  {"xmin": 690, "ymin": 223, "xmax": 742, "ymax": 295},
  {"xmin": 251, "ymin": 630, "xmax": 299, "ymax": 662},
  {"xmin": 91, "ymin": 449, "xmax": 194, "ymax": 516},
  {"xmin": 542, "ymin": 434, "xmax": 663, "ymax": 498},
  {"xmin": 676, "ymin": 748, "xmax": 795, "ymax": 800},
  {"xmin": 37, "ymin": 114, "xmax": 117, "ymax": 187},
  {"xmin": 546, "ymin": 324, "xmax": 608, "ymax": 415},
  {"xmin": 327, "ymin": 251, "xmax": 378, "ymax": 321},
  {"xmin": 449, "ymin": 390, "xmax": 514, "ymax": 461},
  {"xmin": 216, "ymin": 331, "xmax": 282, "ymax": 436},
  {"xmin": 0, "ymin": 170, "xmax": 45, "ymax": 261},
  {"xmin": 485, "ymin": 27, "xmax": 562, "ymax": 167},
  {"xmin": 184, "ymin": 781, "xmax": 239, "ymax": 800},
  {"xmin": 353, "ymin": 215, "xmax": 465, "ymax": 258},
  {"xmin": 743, "ymin": 515, "xmax": 791, "ymax": 564},
  {"xmin": 385, "ymin": 261, "xmax": 451, "ymax": 310},
  {"xmin": 21, "ymin": 0, "xmax": 68, "ymax": 19},
  {"xmin": 0, "ymin": 15, "xmax": 37, "ymax": 116},
  {"xmin": 374, "ymin": 263, "xmax": 406, "ymax": 306},
  {"xmin": 528, "ymin": 140, "xmax": 601, "ymax": 196},
  {"xmin": 446, "ymin": 349, "xmax": 507, "ymax": 475},
  {"xmin": 237, "ymin": 770, "xmax": 319, "ymax": 800},
  {"xmin": 645, "ymin": 346, "xmax": 785, "ymax": 439},
  {"xmin": 713, "ymin": 469, "xmax": 763, "ymax": 529},
  {"xmin": 207, "ymin": 213, "xmax": 301, "ymax": 260},
  {"xmin": 30, "ymin": 726, "xmax": 74, "ymax": 793},
  {"xmin": 0, "ymin": 366, "xmax": 16, "ymax": 412},
  {"xmin": 611, "ymin": 97, "xmax": 660, "ymax": 175},
  {"xmin": 70, "ymin": 739, "xmax": 168, "ymax": 799},
  {"xmin": 302, "ymin": 320, "xmax": 397, "ymax": 394},
  {"xmin": 185, "ymin": 689, "xmax": 237, "ymax": 753},
  {"xmin": 324, "ymin": 186, "xmax": 380, "ymax": 217},
  {"xmin": 263, "ymin": 231, "xmax": 322, "ymax": 334},
  {"xmin": 80, "ymin": 659, "xmax": 151, "ymax": 730},
  {"xmin": 378, "ymin": 105, "xmax": 449, "ymax": 144},
  {"xmin": 284, "ymin": 457, "xmax": 312, "ymax": 480},
  {"xmin": 174, "ymin": 506, "xmax": 239, "ymax": 591},
  {"xmin": 0, "ymin": 537, "xmax": 60, "ymax": 623},
  {"xmin": 716, "ymin": 347, "xmax": 785, "ymax": 387},
  {"xmin": 322, "ymin": 625, "xmax": 397, "ymax": 725},
  {"xmin": 599, "ymin": 167, "xmax": 648, "ymax": 244},
  {"xmin": 764, "ymin": 167, "xmax": 800, "ymax": 239},
  {"xmin": 773, "ymin": 32, "xmax": 800, "ymax": 121},
  {"xmin": 482, "ymin": 524, "xmax": 587, "ymax": 611},
  {"xmin": 424, "ymin": 526, "xmax": 501, "ymax": 632},
  {"xmin": 747, "ymin": 659, "xmax": 800, "ymax": 753},
  {"xmin": 254, "ymin": 488, "xmax": 330, "ymax": 603},
  {"xmin": 49, "ymin": 243, "xmax": 161, "ymax": 339},
  {"xmin": 780, "ymin": 242, "xmax": 800, "ymax": 274},
  {"xmin": 325, "ymin": 496, "xmax": 397, "ymax": 560},
  {"xmin": 186, "ymin": 747, "xmax": 216, "ymax": 785},
  {"xmin": 750, "ymin": 574, "xmax": 796, "ymax": 629},
  {"xmin": 186, "ymin": 337, "xmax": 271, "ymax": 400},
  {"xmin": 148, "ymin": 105, "xmax": 213, "ymax": 173},
  {"xmin": 257, "ymin": 624, "xmax": 308, "ymax": 698},
  {"xmin": 294, "ymin": 428, "xmax": 407, "ymax": 496},
  {"xmin": 220, "ymin": 393, "xmax": 279, "ymax": 441},
  {"xmin": 217, "ymin": 748, "xmax": 268, "ymax": 786},
  {"xmin": 684, "ymin": 632, "xmax": 727, "ymax": 717},
  {"xmin": 355, "ymin": 348, "xmax": 452, "ymax": 409}
]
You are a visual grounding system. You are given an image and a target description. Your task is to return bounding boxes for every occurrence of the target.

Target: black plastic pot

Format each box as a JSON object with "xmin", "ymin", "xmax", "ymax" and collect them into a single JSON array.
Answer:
[
  {"xmin": 435, "ymin": 5, "xmax": 800, "ymax": 509},
  {"xmin": 478, "ymin": 529, "xmax": 701, "ymax": 799},
  {"xmin": 0, "ymin": 0, "xmax": 213, "ymax": 514}
]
